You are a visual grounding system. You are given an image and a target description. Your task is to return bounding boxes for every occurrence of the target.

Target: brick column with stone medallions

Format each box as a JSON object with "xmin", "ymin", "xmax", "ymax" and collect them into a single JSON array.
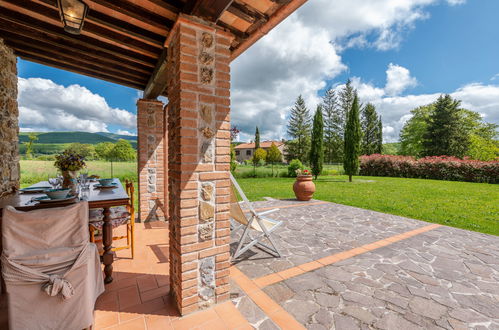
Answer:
[
  {"xmin": 165, "ymin": 15, "xmax": 233, "ymax": 315},
  {"xmin": 137, "ymin": 99, "xmax": 167, "ymax": 222}
]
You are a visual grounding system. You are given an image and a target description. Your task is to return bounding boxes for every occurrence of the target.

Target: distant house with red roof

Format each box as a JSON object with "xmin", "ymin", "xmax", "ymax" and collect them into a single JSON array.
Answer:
[{"xmin": 234, "ymin": 140, "xmax": 286, "ymax": 163}]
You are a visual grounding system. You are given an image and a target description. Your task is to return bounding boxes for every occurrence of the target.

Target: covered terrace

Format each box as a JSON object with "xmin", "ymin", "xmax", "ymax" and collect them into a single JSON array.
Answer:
[{"xmin": 0, "ymin": 0, "xmax": 307, "ymax": 321}]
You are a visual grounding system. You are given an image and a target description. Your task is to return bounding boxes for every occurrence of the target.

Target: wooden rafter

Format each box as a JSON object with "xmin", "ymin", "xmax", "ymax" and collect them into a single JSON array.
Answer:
[
  {"xmin": 143, "ymin": 48, "xmax": 169, "ymax": 99},
  {"xmin": 184, "ymin": 0, "xmax": 235, "ymax": 23}
]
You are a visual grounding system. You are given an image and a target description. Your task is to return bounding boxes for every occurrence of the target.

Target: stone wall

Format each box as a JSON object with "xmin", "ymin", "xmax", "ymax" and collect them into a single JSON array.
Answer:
[
  {"xmin": 166, "ymin": 16, "xmax": 232, "ymax": 315},
  {"xmin": 0, "ymin": 38, "xmax": 19, "ymax": 197},
  {"xmin": 137, "ymin": 99, "xmax": 167, "ymax": 222}
]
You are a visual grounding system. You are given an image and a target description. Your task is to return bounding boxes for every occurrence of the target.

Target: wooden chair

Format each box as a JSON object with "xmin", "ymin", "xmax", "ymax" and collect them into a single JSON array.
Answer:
[{"xmin": 89, "ymin": 180, "xmax": 135, "ymax": 258}]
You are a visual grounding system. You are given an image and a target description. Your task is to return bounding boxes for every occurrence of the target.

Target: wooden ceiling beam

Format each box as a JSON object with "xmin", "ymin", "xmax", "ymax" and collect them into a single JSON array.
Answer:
[
  {"xmin": 0, "ymin": 9, "xmax": 156, "ymax": 67},
  {"xmin": 143, "ymin": 48, "xmax": 169, "ymax": 99},
  {"xmin": 228, "ymin": 2, "xmax": 268, "ymax": 24},
  {"xmin": 0, "ymin": 0, "xmax": 161, "ymax": 57},
  {"xmin": 183, "ymin": 0, "xmax": 235, "ymax": 23},
  {"xmin": 15, "ymin": 51, "xmax": 147, "ymax": 90},
  {"xmin": 85, "ymin": 0, "xmax": 175, "ymax": 30},
  {"xmin": 5, "ymin": 37, "xmax": 148, "ymax": 82},
  {"xmin": 0, "ymin": 20, "xmax": 153, "ymax": 74}
]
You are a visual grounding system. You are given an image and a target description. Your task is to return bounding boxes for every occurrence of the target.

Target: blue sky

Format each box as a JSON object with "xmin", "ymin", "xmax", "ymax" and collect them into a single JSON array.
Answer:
[
  {"xmin": 16, "ymin": 0, "xmax": 499, "ymax": 141},
  {"xmin": 334, "ymin": 0, "xmax": 499, "ymax": 95}
]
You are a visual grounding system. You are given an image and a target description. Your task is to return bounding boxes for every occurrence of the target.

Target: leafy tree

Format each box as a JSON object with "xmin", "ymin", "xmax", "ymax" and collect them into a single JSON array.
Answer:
[
  {"xmin": 230, "ymin": 126, "xmax": 240, "ymax": 141},
  {"xmin": 423, "ymin": 95, "xmax": 469, "ymax": 157},
  {"xmin": 66, "ymin": 143, "xmax": 96, "ymax": 159},
  {"xmin": 361, "ymin": 103, "xmax": 380, "ymax": 155},
  {"xmin": 24, "ymin": 133, "xmax": 38, "ymax": 159},
  {"xmin": 254, "ymin": 126, "xmax": 260, "ymax": 149},
  {"xmin": 309, "ymin": 106, "xmax": 324, "ymax": 179},
  {"xmin": 382, "ymin": 142, "xmax": 401, "ymax": 155},
  {"xmin": 400, "ymin": 105, "xmax": 434, "ymax": 157},
  {"xmin": 376, "ymin": 116, "xmax": 383, "ymax": 154},
  {"xmin": 339, "ymin": 79, "xmax": 355, "ymax": 129},
  {"xmin": 230, "ymin": 144, "xmax": 237, "ymax": 172},
  {"xmin": 95, "ymin": 142, "xmax": 115, "ymax": 160},
  {"xmin": 266, "ymin": 142, "xmax": 282, "ymax": 176},
  {"xmin": 343, "ymin": 95, "xmax": 362, "ymax": 182},
  {"xmin": 286, "ymin": 95, "xmax": 311, "ymax": 163},
  {"xmin": 467, "ymin": 134, "xmax": 499, "ymax": 161},
  {"xmin": 321, "ymin": 88, "xmax": 342, "ymax": 163},
  {"xmin": 252, "ymin": 148, "xmax": 267, "ymax": 166},
  {"xmin": 108, "ymin": 139, "xmax": 136, "ymax": 161}
]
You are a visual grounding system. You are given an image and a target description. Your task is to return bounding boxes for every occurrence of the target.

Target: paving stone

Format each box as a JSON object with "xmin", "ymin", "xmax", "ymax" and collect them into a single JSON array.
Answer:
[
  {"xmin": 313, "ymin": 308, "xmax": 332, "ymax": 327},
  {"xmin": 374, "ymin": 312, "xmax": 423, "ymax": 330},
  {"xmin": 374, "ymin": 290, "xmax": 409, "ymax": 309},
  {"xmin": 283, "ymin": 299, "xmax": 320, "ymax": 324},
  {"xmin": 334, "ymin": 314, "xmax": 360, "ymax": 330},
  {"xmin": 408, "ymin": 297, "xmax": 447, "ymax": 320},
  {"xmin": 451, "ymin": 294, "xmax": 499, "ymax": 318},
  {"xmin": 315, "ymin": 292, "xmax": 340, "ymax": 308},
  {"xmin": 238, "ymin": 296, "xmax": 268, "ymax": 324},
  {"xmin": 341, "ymin": 306, "xmax": 376, "ymax": 325}
]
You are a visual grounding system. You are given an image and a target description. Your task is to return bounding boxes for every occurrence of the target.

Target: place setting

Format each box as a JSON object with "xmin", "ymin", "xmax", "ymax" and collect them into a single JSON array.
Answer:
[{"xmin": 93, "ymin": 178, "xmax": 119, "ymax": 190}]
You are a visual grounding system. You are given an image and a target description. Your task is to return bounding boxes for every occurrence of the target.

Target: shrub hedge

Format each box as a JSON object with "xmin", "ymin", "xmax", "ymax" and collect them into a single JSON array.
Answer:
[{"xmin": 359, "ymin": 154, "xmax": 498, "ymax": 184}]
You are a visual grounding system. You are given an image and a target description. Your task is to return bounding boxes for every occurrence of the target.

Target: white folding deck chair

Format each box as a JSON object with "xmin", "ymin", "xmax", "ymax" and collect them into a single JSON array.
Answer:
[{"xmin": 230, "ymin": 173, "xmax": 283, "ymax": 259}]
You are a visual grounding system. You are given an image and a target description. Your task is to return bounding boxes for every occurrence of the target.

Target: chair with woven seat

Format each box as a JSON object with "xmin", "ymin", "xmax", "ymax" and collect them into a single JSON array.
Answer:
[{"xmin": 89, "ymin": 180, "xmax": 135, "ymax": 258}]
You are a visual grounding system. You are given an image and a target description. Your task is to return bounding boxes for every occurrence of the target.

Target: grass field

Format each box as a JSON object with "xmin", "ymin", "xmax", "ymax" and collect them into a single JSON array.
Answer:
[
  {"xmin": 19, "ymin": 161, "xmax": 498, "ymax": 236},
  {"xmin": 236, "ymin": 176, "xmax": 499, "ymax": 236}
]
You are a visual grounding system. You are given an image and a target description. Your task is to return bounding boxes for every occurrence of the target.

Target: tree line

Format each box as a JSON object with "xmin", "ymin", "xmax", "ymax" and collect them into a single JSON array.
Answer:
[
  {"xmin": 399, "ymin": 95, "xmax": 498, "ymax": 161},
  {"xmin": 286, "ymin": 80, "xmax": 383, "ymax": 180}
]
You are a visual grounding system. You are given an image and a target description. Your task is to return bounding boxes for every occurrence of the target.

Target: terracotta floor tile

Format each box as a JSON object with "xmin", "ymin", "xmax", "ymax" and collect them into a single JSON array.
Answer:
[
  {"xmin": 349, "ymin": 247, "xmax": 369, "ymax": 255},
  {"xmin": 171, "ymin": 309, "xmax": 219, "ymax": 330},
  {"xmin": 104, "ymin": 276, "xmax": 137, "ymax": 293},
  {"xmin": 94, "ymin": 310, "xmax": 119, "ymax": 329},
  {"xmin": 95, "ymin": 291, "xmax": 119, "ymax": 311},
  {"xmin": 118, "ymin": 286, "xmax": 141, "ymax": 310},
  {"xmin": 362, "ymin": 243, "xmax": 381, "ymax": 251},
  {"xmin": 195, "ymin": 317, "xmax": 228, "ymax": 330},
  {"xmin": 269, "ymin": 309, "xmax": 306, "ymax": 330},
  {"xmin": 317, "ymin": 254, "xmax": 342, "ymax": 265},
  {"xmin": 298, "ymin": 261, "xmax": 322, "ymax": 272},
  {"xmin": 145, "ymin": 314, "xmax": 174, "ymax": 330},
  {"xmin": 140, "ymin": 284, "xmax": 170, "ymax": 303},
  {"xmin": 119, "ymin": 297, "xmax": 167, "ymax": 323},
  {"xmin": 155, "ymin": 274, "xmax": 170, "ymax": 287},
  {"xmin": 247, "ymin": 291, "xmax": 282, "ymax": 315},
  {"xmin": 136, "ymin": 274, "xmax": 159, "ymax": 292},
  {"xmin": 375, "ymin": 240, "xmax": 392, "ymax": 247},
  {"xmin": 114, "ymin": 316, "xmax": 146, "ymax": 330},
  {"xmin": 253, "ymin": 273, "xmax": 283, "ymax": 288},
  {"xmin": 276, "ymin": 267, "xmax": 305, "ymax": 279},
  {"xmin": 214, "ymin": 301, "xmax": 248, "ymax": 328}
]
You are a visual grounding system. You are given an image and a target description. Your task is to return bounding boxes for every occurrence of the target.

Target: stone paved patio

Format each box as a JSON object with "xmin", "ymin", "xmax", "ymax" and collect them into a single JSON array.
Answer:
[{"xmin": 230, "ymin": 199, "xmax": 499, "ymax": 329}]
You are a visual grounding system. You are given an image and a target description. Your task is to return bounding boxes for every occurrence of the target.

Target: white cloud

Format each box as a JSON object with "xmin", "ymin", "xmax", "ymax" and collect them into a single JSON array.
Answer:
[
  {"xmin": 18, "ymin": 78, "xmax": 136, "ymax": 133},
  {"xmin": 116, "ymin": 129, "xmax": 135, "ymax": 136},
  {"xmin": 491, "ymin": 73, "xmax": 499, "ymax": 81},
  {"xmin": 385, "ymin": 63, "xmax": 418, "ymax": 96},
  {"xmin": 446, "ymin": 0, "xmax": 466, "ymax": 5},
  {"xmin": 231, "ymin": 0, "xmax": 461, "ymax": 141}
]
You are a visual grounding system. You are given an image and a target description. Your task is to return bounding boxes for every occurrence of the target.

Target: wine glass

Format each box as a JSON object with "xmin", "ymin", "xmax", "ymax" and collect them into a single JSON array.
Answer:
[{"xmin": 48, "ymin": 177, "xmax": 61, "ymax": 189}]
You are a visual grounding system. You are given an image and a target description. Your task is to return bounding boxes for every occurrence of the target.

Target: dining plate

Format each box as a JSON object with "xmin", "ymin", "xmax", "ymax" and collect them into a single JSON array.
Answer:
[
  {"xmin": 33, "ymin": 195, "xmax": 77, "ymax": 203},
  {"xmin": 94, "ymin": 184, "xmax": 118, "ymax": 189},
  {"xmin": 20, "ymin": 186, "xmax": 52, "ymax": 193}
]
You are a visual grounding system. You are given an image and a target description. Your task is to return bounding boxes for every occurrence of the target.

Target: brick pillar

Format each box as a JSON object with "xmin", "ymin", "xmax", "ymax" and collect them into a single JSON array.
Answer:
[
  {"xmin": 137, "ymin": 99, "xmax": 167, "ymax": 222},
  {"xmin": 166, "ymin": 15, "xmax": 232, "ymax": 315}
]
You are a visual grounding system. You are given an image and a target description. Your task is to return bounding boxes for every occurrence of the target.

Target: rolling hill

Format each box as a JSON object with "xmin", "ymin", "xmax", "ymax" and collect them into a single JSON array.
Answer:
[{"xmin": 19, "ymin": 131, "xmax": 137, "ymax": 155}]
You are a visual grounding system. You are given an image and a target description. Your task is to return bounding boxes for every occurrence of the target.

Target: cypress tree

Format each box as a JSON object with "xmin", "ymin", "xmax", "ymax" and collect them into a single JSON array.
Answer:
[
  {"xmin": 423, "ymin": 95, "xmax": 468, "ymax": 157},
  {"xmin": 309, "ymin": 105, "xmax": 324, "ymax": 179},
  {"xmin": 254, "ymin": 126, "xmax": 260, "ymax": 149},
  {"xmin": 286, "ymin": 95, "xmax": 311, "ymax": 163},
  {"xmin": 344, "ymin": 95, "xmax": 362, "ymax": 182},
  {"xmin": 321, "ymin": 88, "xmax": 342, "ymax": 163},
  {"xmin": 361, "ymin": 103, "xmax": 380, "ymax": 155},
  {"xmin": 376, "ymin": 116, "xmax": 383, "ymax": 154}
]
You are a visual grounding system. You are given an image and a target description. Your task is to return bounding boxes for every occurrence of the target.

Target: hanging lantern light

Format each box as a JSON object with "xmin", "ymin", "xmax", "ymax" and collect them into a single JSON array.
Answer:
[{"xmin": 57, "ymin": 0, "xmax": 88, "ymax": 35}]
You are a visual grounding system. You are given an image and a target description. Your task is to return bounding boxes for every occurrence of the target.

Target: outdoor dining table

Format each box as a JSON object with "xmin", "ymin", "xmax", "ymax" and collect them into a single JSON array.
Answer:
[{"xmin": 0, "ymin": 178, "xmax": 130, "ymax": 284}]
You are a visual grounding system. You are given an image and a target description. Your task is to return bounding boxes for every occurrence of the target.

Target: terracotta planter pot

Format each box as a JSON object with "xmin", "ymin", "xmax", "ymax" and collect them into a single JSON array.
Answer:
[{"xmin": 293, "ymin": 175, "xmax": 316, "ymax": 201}]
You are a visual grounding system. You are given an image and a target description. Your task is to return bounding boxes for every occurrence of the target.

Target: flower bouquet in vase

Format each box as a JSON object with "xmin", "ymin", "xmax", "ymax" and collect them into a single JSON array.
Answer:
[{"xmin": 54, "ymin": 150, "xmax": 86, "ymax": 195}]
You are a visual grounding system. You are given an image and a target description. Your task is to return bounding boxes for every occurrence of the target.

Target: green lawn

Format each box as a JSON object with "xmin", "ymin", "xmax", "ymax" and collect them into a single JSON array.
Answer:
[
  {"xmin": 19, "ymin": 161, "xmax": 499, "ymax": 236},
  {"xmin": 236, "ymin": 176, "xmax": 499, "ymax": 236}
]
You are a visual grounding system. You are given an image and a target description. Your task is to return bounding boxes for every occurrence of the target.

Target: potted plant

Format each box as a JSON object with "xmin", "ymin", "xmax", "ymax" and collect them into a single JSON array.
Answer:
[
  {"xmin": 293, "ymin": 169, "xmax": 316, "ymax": 201},
  {"xmin": 54, "ymin": 150, "xmax": 86, "ymax": 193}
]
